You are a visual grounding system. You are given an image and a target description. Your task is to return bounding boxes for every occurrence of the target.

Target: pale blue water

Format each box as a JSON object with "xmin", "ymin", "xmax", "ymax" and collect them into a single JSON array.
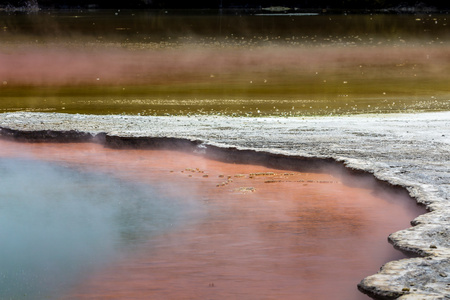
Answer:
[{"xmin": 0, "ymin": 158, "xmax": 186, "ymax": 299}]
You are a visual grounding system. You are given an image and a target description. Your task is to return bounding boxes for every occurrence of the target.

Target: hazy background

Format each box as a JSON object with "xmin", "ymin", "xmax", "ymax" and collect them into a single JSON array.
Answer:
[{"xmin": 0, "ymin": 11, "xmax": 448, "ymax": 116}]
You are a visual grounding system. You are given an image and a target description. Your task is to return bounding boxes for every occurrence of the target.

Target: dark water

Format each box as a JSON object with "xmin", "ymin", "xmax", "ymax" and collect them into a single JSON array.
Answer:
[
  {"xmin": 0, "ymin": 158, "xmax": 188, "ymax": 300},
  {"xmin": 0, "ymin": 10, "xmax": 449, "ymax": 116},
  {"xmin": 1, "ymin": 10, "xmax": 448, "ymax": 43}
]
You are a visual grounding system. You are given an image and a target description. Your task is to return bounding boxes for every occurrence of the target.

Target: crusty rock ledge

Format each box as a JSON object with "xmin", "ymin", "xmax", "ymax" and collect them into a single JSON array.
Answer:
[{"xmin": 1, "ymin": 111, "xmax": 449, "ymax": 299}]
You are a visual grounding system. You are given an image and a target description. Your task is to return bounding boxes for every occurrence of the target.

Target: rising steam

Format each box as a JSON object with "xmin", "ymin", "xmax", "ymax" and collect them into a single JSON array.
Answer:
[{"xmin": 0, "ymin": 157, "xmax": 190, "ymax": 299}]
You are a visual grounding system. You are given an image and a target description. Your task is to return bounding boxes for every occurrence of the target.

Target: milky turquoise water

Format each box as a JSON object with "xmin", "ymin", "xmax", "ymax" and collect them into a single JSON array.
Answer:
[{"xmin": 0, "ymin": 158, "xmax": 187, "ymax": 299}]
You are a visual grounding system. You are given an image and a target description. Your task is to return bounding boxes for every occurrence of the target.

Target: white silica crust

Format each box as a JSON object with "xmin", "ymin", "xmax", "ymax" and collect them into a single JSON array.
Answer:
[{"xmin": 1, "ymin": 111, "xmax": 449, "ymax": 299}]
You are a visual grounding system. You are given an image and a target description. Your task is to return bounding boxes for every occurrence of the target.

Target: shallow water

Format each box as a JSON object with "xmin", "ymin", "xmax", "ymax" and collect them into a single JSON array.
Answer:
[
  {"xmin": 0, "ymin": 140, "xmax": 426, "ymax": 299},
  {"xmin": 0, "ymin": 11, "xmax": 449, "ymax": 116},
  {"xmin": 0, "ymin": 157, "xmax": 194, "ymax": 299}
]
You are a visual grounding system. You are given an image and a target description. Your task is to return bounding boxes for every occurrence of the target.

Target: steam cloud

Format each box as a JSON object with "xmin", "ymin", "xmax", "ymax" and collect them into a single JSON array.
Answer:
[{"xmin": 0, "ymin": 158, "xmax": 189, "ymax": 299}]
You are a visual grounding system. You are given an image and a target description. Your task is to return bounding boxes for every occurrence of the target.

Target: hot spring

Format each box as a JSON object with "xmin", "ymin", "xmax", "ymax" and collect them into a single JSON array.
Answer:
[
  {"xmin": 0, "ymin": 8, "xmax": 448, "ymax": 299},
  {"xmin": 0, "ymin": 139, "xmax": 426, "ymax": 299}
]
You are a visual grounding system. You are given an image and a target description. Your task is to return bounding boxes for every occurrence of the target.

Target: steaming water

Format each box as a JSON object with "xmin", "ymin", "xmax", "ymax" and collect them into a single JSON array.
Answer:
[
  {"xmin": 0, "ymin": 10, "xmax": 449, "ymax": 116},
  {"xmin": 0, "ymin": 140, "xmax": 428, "ymax": 299},
  {"xmin": 0, "ymin": 158, "xmax": 188, "ymax": 300},
  {"xmin": 0, "ymin": 9, "xmax": 445, "ymax": 299}
]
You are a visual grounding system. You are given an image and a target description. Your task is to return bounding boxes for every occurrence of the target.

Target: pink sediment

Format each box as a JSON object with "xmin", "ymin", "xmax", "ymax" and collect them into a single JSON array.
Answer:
[{"xmin": 0, "ymin": 140, "xmax": 424, "ymax": 299}]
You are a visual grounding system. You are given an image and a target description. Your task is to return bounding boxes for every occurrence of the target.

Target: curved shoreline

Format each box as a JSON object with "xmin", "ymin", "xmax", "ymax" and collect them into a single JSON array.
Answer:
[{"xmin": 1, "ymin": 111, "xmax": 449, "ymax": 299}]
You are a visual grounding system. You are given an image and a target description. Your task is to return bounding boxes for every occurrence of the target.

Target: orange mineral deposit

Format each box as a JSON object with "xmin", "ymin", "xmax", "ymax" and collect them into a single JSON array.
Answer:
[{"xmin": 0, "ymin": 140, "xmax": 425, "ymax": 300}]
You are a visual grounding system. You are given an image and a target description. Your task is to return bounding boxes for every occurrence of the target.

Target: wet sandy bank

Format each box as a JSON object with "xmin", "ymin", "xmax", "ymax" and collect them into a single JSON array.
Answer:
[{"xmin": 0, "ymin": 111, "xmax": 449, "ymax": 298}]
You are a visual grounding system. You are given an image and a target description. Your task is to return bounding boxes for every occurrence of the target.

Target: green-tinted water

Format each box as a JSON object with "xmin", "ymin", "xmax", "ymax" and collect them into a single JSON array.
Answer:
[
  {"xmin": 0, "ymin": 10, "xmax": 449, "ymax": 116},
  {"xmin": 0, "ymin": 158, "xmax": 189, "ymax": 299}
]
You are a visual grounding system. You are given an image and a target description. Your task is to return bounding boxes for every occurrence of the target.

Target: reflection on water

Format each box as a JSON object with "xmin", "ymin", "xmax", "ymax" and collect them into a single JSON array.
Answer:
[
  {"xmin": 0, "ymin": 140, "xmax": 427, "ymax": 299},
  {"xmin": 0, "ymin": 11, "xmax": 449, "ymax": 116},
  {"xmin": 0, "ymin": 158, "xmax": 188, "ymax": 299}
]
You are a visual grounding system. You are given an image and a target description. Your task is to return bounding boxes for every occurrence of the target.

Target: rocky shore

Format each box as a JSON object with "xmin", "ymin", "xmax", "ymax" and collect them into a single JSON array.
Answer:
[{"xmin": 0, "ymin": 111, "xmax": 449, "ymax": 299}]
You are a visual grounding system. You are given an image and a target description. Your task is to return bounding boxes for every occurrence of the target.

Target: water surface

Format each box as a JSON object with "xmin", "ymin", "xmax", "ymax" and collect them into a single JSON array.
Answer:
[
  {"xmin": 0, "ymin": 140, "xmax": 426, "ymax": 299},
  {"xmin": 0, "ymin": 157, "xmax": 191, "ymax": 299},
  {"xmin": 0, "ymin": 9, "xmax": 442, "ymax": 299},
  {"xmin": 0, "ymin": 11, "xmax": 449, "ymax": 116}
]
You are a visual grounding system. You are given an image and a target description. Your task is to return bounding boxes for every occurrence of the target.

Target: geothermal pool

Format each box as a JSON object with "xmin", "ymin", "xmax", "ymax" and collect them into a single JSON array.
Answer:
[
  {"xmin": 0, "ymin": 8, "xmax": 448, "ymax": 299},
  {"xmin": 0, "ymin": 139, "xmax": 426, "ymax": 299}
]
